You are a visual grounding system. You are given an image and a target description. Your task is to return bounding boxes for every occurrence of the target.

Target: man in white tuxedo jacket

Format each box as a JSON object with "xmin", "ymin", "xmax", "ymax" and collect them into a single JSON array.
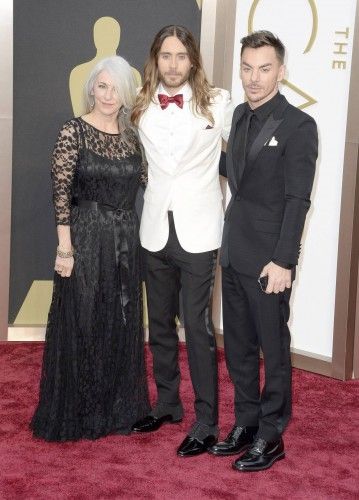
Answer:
[{"xmin": 131, "ymin": 25, "xmax": 233, "ymax": 457}]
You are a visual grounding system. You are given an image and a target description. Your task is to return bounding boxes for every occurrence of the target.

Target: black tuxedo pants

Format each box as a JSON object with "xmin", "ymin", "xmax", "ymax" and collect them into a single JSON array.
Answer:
[
  {"xmin": 222, "ymin": 265, "xmax": 292, "ymax": 441},
  {"xmin": 144, "ymin": 213, "xmax": 218, "ymax": 427}
]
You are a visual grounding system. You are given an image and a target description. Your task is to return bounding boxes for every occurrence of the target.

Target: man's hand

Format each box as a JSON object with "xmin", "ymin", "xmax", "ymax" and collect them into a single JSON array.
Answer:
[{"xmin": 260, "ymin": 261, "xmax": 292, "ymax": 294}]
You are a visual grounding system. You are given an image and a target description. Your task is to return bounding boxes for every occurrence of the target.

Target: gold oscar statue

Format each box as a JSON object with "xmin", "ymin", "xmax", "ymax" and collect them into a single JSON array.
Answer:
[{"xmin": 69, "ymin": 16, "xmax": 142, "ymax": 117}]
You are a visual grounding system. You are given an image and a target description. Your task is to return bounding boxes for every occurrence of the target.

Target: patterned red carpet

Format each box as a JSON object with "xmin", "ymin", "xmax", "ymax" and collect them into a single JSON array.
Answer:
[{"xmin": 0, "ymin": 342, "xmax": 358, "ymax": 499}]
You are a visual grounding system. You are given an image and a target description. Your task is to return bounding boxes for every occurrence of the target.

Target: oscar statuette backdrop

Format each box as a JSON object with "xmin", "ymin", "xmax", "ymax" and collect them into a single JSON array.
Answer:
[{"xmin": 8, "ymin": 0, "xmax": 202, "ymax": 336}]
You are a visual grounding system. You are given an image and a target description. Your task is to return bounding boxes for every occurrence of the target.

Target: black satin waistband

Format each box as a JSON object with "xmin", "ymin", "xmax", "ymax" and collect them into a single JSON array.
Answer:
[{"xmin": 72, "ymin": 199, "xmax": 133, "ymax": 213}]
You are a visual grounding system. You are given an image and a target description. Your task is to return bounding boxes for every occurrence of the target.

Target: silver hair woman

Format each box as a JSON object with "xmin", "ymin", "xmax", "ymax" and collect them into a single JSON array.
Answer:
[
  {"xmin": 84, "ymin": 55, "xmax": 137, "ymax": 143},
  {"xmin": 30, "ymin": 55, "xmax": 150, "ymax": 442}
]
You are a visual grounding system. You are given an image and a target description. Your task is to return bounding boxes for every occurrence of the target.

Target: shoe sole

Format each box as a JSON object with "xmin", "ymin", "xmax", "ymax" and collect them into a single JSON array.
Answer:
[
  {"xmin": 208, "ymin": 443, "xmax": 251, "ymax": 457},
  {"xmin": 132, "ymin": 418, "xmax": 183, "ymax": 433},
  {"xmin": 232, "ymin": 452, "xmax": 285, "ymax": 472},
  {"xmin": 178, "ymin": 445, "xmax": 215, "ymax": 458}
]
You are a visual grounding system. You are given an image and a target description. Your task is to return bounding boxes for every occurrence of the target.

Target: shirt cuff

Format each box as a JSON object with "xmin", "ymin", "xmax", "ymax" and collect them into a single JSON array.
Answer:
[{"xmin": 272, "ymin": 259, "xmax": 294, "ymax": 270}]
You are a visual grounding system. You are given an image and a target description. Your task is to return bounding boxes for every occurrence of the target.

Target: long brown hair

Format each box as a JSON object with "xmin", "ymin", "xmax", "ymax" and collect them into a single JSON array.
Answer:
[{"xmin": 131, "ymin": 25, "xmax": 218, "ymax": 126}]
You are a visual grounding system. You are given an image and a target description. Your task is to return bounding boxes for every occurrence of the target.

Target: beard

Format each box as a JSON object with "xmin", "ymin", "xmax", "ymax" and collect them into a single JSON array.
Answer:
[{"xmin": 159, "ymin": 69, "xmax": 191, "ymax": 90}]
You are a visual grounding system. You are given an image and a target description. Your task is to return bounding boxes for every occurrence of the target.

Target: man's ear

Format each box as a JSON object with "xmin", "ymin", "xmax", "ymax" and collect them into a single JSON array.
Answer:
[{"xmin": 278, "ymin": 64, "xmax": 286, "ymax": 82}]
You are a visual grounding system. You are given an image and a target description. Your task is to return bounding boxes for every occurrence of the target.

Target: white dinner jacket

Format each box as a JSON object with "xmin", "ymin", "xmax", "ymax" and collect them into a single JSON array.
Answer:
[{"xmin": 139, "ymin": 83, "xmax": 233, "ymax": 253}]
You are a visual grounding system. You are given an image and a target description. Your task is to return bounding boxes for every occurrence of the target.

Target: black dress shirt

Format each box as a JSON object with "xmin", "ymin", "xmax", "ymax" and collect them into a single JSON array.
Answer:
[{"xmin": 246, "ymin": 91, "xmax": 282, "ymax": 156}]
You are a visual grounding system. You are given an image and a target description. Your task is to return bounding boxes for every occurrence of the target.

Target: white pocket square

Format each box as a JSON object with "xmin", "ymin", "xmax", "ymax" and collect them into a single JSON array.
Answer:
[{"xmin": 268, "ymin": 136, "xmax": 278, "ymax": 146}]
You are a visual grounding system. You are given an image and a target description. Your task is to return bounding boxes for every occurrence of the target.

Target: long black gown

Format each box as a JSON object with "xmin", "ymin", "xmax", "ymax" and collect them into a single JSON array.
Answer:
[{"xmin": 30, "ymin": 118, "xmax": 150, "ymax": 441}]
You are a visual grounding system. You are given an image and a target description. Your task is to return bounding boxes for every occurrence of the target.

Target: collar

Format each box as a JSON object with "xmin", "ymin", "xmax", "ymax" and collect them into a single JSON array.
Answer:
[
  {"xmin": 246, "ymin": 92, "xmax": 282, "ymax": 122},
  {"xmin": 157, "ymin": 82, "xmax": 192, "ymax": 102}
]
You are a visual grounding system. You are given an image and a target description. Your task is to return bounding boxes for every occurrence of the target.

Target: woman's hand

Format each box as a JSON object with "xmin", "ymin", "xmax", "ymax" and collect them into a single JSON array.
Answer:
[{"xmin": 54, "ymin": 255, "xmax": 74, "ymax": 278}]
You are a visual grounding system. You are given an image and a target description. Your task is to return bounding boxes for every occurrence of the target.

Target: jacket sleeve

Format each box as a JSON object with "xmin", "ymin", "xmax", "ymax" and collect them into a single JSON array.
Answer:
[
  {"xmin": 272, "ymin": 117, "xmax": 318, "ymax": 265},
  {"xmin": 220, "ymin": 105, "xmax": 242, "ymax": 180},
  {"xmin": 221, "ymin": 90, "xmax": 234, "ymax": 142}
]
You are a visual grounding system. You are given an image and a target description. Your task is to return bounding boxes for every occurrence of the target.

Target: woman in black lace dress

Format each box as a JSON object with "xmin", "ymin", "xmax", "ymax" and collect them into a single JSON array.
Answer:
[{"xmin": 30, "ymin": 56, "xmax": 150, "ymax": 441}]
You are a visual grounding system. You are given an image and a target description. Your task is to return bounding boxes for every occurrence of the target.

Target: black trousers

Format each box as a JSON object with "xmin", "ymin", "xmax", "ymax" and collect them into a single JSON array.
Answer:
[
  {"xmin": 222, "ymin": 265, "xmax": 292, "ymax": 441},
  {"xmin": 144, "ymin": 213, "xmax": 218, "ymax": 427}
]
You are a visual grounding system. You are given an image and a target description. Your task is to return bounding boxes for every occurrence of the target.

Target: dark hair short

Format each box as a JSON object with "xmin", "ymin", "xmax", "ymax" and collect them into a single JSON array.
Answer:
[{"xmin": 240, "ymin": 30, "xmax": 285, "ymax": 63}]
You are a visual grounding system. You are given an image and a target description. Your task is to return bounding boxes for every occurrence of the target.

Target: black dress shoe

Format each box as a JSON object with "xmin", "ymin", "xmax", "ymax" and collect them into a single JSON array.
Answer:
[
  {"xmin": 131, "ymin": 414, "xmax": 182, "ymax": 433},
  {"xmin": 177, "ymin": 435, "xmax": 217, "ymax": 457},
  {"xmin": 208, "ymin": 425, "xmax": 258, "ymax": 456},
  {"xmin": 233, "ymin": 437, "xmax": 285, "ymax": 472}
]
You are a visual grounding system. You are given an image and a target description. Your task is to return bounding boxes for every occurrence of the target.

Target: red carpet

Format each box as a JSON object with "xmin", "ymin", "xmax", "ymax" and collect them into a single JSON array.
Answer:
[{"xmin": 0, "ymin": 342, "xmax": 358, "ymax": 499}]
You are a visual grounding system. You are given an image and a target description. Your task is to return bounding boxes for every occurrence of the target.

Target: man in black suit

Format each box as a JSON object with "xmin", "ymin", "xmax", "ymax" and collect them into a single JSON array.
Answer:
[{"xmin": 208, "ymin": 31, "xmax": 318, "ymax": 471}]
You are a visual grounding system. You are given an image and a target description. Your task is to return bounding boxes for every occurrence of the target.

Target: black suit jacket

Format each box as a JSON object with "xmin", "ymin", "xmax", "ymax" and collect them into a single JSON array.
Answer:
[{"xmin": 220, "ymin": 94, "xmax": 318, "ymax": 278}]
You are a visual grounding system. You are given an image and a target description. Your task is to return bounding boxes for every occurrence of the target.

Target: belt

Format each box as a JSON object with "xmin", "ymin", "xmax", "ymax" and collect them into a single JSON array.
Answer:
[
  {"xmin": 72, "ymin": 199, "xmax": 132, "ymax": 213},
  {"xmin": 72, "ymin": 199, "xmax": 132, "ymax": 323}
]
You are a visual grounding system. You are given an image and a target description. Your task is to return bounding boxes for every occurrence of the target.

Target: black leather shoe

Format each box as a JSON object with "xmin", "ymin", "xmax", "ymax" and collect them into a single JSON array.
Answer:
[
  {"xmin": 233, "ymin": 437, "xmax": 285, "ymax": 472},
  {"xmin": 131, "ymin": 414, "xmax": 182, "ymax": 433},
  {"xmin": 208, "ymin": 425, "xmax": 258, "ymax": 456},
  {"xmin": 177, "ymin": 435, "xmax": 217, "ymax": 457}
]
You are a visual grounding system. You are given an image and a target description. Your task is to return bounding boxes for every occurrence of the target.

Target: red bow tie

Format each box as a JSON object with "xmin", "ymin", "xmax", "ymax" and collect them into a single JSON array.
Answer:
[{"xmin": 158, "ymin": 93, "xmax": 184, "ymax": 110}]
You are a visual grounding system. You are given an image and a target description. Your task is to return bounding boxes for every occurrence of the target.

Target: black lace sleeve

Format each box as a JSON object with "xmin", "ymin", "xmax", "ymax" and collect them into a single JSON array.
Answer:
[{"xmin": 51, "ymin": 121, "xmax": 79, "ymax": 225}]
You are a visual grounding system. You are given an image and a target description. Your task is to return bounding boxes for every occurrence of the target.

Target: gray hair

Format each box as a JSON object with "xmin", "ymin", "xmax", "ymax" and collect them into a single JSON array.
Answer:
[{"xmin": 84, "ymin": 55, "xmax": 138, "ymax": 139}]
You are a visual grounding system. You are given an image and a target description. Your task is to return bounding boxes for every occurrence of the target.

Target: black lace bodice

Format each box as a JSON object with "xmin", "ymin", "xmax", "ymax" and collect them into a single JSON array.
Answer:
[{"xmin": 51, "ymin": 118, "xmax": 146, "ymax": 225}]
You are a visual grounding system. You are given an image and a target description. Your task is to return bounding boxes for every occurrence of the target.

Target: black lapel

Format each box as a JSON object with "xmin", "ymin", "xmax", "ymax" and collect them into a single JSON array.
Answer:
[
  {"xmin": 246, "ymin": 96, "xmax": 289, "ymax": 166},
  {"xmin": 227, "ymin": 105, "xmax": 246, "ymax": 192}
]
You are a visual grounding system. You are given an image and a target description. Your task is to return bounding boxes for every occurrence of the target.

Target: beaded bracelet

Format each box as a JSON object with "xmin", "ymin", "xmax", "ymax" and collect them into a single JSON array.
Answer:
[{"xmin": 56, "ymin": 246, "xmax": 74, "ymax": 258}]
